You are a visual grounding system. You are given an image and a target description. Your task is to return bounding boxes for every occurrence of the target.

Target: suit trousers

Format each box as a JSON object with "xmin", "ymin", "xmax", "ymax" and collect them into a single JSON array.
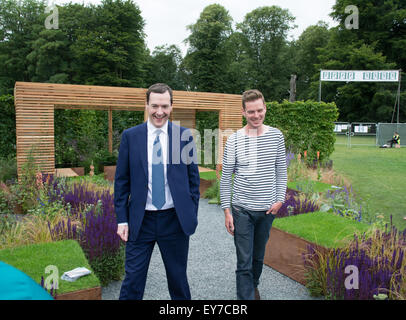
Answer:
[{"xmin": 119, "ymin": 208, "xmax": 191, "ymax": 300}]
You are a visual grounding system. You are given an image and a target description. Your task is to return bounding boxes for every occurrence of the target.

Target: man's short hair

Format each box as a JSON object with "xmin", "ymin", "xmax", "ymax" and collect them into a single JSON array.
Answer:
[
  {"xmin": 146, "ymin": 83, "xmax": 173, "ymax": 105},
  {"xmin": 242, "ymin": 89, "xmax": 265, "ymax": 109}
]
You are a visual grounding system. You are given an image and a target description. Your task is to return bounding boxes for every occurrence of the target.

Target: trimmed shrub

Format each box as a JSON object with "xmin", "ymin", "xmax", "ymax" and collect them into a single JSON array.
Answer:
[
  {"xmin": 265, "ymin": 100, "xmax": 339, "ymax": 163},
  {"xmin": 0, "ymin": 95, "xmax": 16, "ymax": 159}
]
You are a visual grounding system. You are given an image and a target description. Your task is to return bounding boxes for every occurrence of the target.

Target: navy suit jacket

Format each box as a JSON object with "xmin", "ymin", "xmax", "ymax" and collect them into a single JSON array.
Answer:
[{"xmin": 114, "ymin": 121, "xmax": 200, "ymax": 241}]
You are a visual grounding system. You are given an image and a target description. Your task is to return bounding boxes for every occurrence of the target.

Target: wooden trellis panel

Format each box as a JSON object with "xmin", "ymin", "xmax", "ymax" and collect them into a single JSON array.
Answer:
[
  {"xmin": 14, "ymin": 82, "xmax": 242, "ymax": 177},
  {"xmin": 170, "ymin": 109, "xmax": 196, "ymax": 130}
]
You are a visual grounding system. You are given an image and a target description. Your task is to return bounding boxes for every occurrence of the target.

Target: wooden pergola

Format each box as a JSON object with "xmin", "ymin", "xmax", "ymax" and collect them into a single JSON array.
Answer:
[{"xmin": 14, "ymin": 82, "xmax": 242, "ymax": 177}]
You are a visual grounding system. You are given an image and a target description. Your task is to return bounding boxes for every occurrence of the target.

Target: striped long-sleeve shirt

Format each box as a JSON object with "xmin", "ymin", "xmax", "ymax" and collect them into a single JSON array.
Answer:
[{"xmin": 220, "ymin": 126, "xmax": 288, "ymax": 211}]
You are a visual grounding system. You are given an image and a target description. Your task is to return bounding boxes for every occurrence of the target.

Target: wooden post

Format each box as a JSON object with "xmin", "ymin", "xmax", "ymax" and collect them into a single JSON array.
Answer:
[
  {"xmin": 289, "ymin": 74, "xmax": 297, "ymax": 102},
  {"xmin": 108, "ymin": 107, "xmax": 113, "ymax": 153},
  {"xmin": 318, "ymin": 78, "xmax": 322, "ymax": 102}
]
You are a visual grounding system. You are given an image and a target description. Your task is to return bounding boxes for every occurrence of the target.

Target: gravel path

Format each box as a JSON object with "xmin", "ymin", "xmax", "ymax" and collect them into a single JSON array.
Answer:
[{"xmin": 102, "ymin": 199, "xmax": 319, "ymax": 300}]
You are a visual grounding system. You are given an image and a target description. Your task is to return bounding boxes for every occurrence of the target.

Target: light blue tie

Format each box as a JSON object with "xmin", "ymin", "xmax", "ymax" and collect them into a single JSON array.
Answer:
[{"xmin": 152, "ymin": 130, "xmax": 165, "ymax": 210}]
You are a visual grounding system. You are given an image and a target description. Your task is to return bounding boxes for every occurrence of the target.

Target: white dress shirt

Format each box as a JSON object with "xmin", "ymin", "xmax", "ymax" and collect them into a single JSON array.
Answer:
[
  {"xmin": 145, "ymin": 120, "xmax": 174, "ymax": 210},
  {"xmin": 118, "ymin": 121, "xmax": 175, "ymax": 226}
]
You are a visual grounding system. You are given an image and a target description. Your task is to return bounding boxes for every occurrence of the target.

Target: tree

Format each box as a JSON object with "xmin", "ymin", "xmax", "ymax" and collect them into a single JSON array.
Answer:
[
  {"xmin": 330, "ymin": 0, "xmax": 406, "ymax": 72},
  {"xmin": 26, "ymin": 29, "xmax": 70, "ymax": 83},
  {"xmin": 145, "ymin": 44, "xmax": 186, "ymax": 90},
  {"xmin": 0, "ymin": 0, "xmax": 46, "ymax": 94},
  {"xmin": 26, "ymin": 3, "xmax": 96, "ymax": 84},
  {"xmin": 71, "ymin": 0, "xmax": 148, "ymax": 87},
  {"xmin": 184, "ymin": 4, "xmax": 233, "ymax": 93},
  {"xmin": 236, "ymin": 6, "xmax": 296, "ymax": 101},
  {"xmin": 221, "ymin": 31, "xmax": 253, "ymax": 94},
  {"xmin": 293, "ymin": 21, "xmax": 331, "ymax": 100},
  {"xmin": 314, "ymin": 30, "xmax": 398, "ymax": 122}
]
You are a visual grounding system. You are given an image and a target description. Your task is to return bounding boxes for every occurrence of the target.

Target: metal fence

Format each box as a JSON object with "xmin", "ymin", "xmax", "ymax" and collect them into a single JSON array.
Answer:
[
  {"xmin": 334, "ymin": 122, "xmax": 405, "ymax": 147},
  {"xmin": 334, "ymin": 122, "xmax": 377, "ymax": 147}
]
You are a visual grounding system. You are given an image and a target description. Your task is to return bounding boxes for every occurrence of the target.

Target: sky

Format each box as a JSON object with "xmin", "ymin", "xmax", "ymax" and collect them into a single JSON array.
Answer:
[{"xmin": 51, "ymin": 0, "xmax": 338, "ymax": 56}]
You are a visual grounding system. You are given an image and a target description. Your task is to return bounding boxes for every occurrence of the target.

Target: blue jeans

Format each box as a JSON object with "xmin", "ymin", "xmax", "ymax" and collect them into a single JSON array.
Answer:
[{"xmin": 232, "ymin": 205, "xmax": 275, "ymax": 300}]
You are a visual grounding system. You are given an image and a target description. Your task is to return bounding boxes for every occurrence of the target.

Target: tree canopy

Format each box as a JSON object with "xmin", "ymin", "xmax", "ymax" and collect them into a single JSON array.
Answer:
[{"xmin": 1, "ymin": 0, "xmax": 405, "ymax": 162}]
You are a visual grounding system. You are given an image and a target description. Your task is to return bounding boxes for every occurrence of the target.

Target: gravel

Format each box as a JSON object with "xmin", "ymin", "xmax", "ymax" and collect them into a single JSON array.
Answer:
[{"xmin": 102, "ymin": 198, "xmax": 320, "ymax": 300}]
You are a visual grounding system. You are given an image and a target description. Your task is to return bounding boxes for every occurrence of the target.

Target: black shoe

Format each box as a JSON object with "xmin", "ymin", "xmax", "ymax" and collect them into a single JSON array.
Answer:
[{"xmin": 254, "ymin": 288, "xmax": 260, "ymax": 300}]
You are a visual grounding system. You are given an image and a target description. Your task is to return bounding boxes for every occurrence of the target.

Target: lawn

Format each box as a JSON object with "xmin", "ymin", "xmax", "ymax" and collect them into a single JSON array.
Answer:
[
  {"xmin": 273, "ymin": 211, "xmax": 371, "ymax": 248},
  {"xmin": 335, "ymin": 134, "xmax": 376, "ymax": 147},
  {"xmin": 330, "ymin": 138, "xmax": 406, "ymax": 231},
  {"xmin": 199, "ymin": 170, "xmax": 218, "ymax": 180},
  {"xmin": 0, "ymin": 240, "xmax": 101, "ymax": 295}
]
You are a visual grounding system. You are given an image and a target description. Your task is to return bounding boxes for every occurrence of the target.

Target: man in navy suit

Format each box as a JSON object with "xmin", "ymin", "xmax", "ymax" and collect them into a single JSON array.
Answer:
[{"xmin": 114, "ymin": 83, "xmax": 200, "ymax": 300}]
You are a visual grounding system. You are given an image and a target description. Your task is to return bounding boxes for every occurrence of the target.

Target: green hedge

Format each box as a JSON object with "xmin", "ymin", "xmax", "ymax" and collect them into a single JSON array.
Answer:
[
  {"xmin": 265, "ymin": 100, "xmax": 339, "ymax": 162},
  {"xmin": 0, "ymin": 95, "xmax": 16, "ymax": 160}
]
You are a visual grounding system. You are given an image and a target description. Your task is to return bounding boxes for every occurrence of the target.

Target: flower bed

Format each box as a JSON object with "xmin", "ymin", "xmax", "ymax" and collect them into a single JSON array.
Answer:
[
  {"xmin": 46, "ymin": 175, "xmax": 125, "ymax": 286},
  {"xmin": 264, "ymin": 211, "xmax": 371, "ymax": 284},
  {"xmin": 304, "ymin": 223, "xmax": 406, "ymax": 300},
  {"xmin": 0, "ymin": 166, "xmax": 125, "ymax": 289}
]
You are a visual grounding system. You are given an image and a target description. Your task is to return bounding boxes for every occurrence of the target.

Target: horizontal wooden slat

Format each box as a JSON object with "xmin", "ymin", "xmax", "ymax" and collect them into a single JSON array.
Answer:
[{"xmin": 15, "ymin": 81, "xmax": 242, "ymax": 177}]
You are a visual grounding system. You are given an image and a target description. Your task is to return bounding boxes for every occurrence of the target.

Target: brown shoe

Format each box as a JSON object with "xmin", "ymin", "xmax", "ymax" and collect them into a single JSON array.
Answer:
[{"xmin": 254, "ymin": 288, "xmax": 260, "ymax": 300}]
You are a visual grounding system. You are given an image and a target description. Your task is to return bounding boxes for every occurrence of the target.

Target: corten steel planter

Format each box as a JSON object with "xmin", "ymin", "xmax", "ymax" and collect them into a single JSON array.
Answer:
[
  {"xmin": 264, "ymin": 227, "xmax": 328, "ymax": 285},
  {"xmin": 104, "ymin": 165, "xmax": 117, "ymax": 182},
  {"xmin": 71, "ymin": 167, "xmax": 85, "ymax": 176},
  {"xmin": 199, "ymin": 178, "xmax": 216, "ymax": 198},
  {"xmin": 55, "ymin": 286, "xmax": 102, "ymax": 300}
]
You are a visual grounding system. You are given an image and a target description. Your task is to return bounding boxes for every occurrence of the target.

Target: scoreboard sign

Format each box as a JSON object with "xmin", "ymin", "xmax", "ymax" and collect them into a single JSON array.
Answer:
[{"xmin": 320, "ymin": 70, "xmax": 399, "ymax": 82}]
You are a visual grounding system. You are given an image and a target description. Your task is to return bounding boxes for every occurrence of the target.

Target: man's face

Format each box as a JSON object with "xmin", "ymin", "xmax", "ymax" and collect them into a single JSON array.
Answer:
[
  {"xmin": 146, "ymin": 91, "xmax": 172, "ymax": 128},
  {"xmin": 242, "ymin": 98, "xmax": 266, "ymax": 130}
]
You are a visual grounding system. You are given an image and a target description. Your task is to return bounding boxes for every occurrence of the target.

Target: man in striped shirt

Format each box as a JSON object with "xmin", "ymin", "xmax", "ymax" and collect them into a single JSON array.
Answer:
[{"xmin": 220, "ymin": 89, "xmax": 287, "ymax": 300}]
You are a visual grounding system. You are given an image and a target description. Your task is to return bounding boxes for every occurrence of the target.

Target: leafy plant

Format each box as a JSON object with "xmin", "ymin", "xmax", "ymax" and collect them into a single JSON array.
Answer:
[
  {"xmin": 88, "ymin": 247, "xmax": 125, "ymax": 286},
  {"xmin": 287, "ymin": 156, "xmax": 311, "ymax": 183},
  {"xmin": 0, "ymin": 155, "xmax": 17, "ymax": 183},
  {"xmin": 0, "ymin": 214, "xmax": 18, "ymax": 237},
  {"xmin": 0, "ymin": 182, "xmax": 17, "ymax": 215},
  {"xmin": 278, "ymin": 188, "xmax": 320, "ymax": 218},
  {"xmin": 203, "ymin": 179, "xmax": 220, "ymax": 204},
  {"xmin": 15, "ymin": 152, "xmax": 44, "ymax": 213},
  {"xmin": 323, "ymin": 186, "xmax": 363, "ymax": 222}
]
